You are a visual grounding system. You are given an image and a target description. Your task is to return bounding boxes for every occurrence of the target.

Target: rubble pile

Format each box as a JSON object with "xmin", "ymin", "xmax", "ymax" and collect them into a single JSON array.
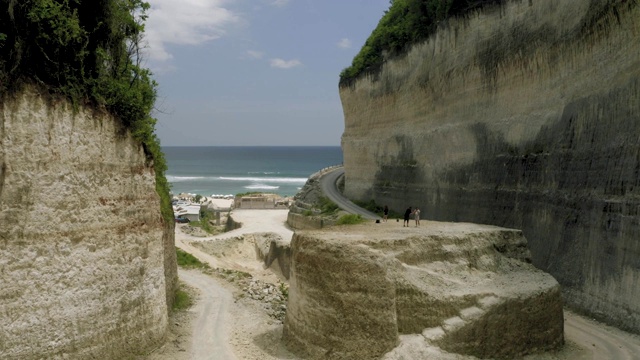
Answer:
[{"xmin": 215, "ymin": 268, "xmax": 288, "ymax": 322}]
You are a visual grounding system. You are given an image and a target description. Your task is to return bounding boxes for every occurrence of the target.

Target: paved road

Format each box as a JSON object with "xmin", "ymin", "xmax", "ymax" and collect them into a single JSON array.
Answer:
[{"xmin": 319, "ymin": 167, "xmax": 380, "ymax": 220}]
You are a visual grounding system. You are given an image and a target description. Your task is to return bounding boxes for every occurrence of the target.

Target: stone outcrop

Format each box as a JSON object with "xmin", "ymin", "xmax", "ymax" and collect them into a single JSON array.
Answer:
[
  {"xmin": 283, "ymin": 223, "xmax": 563, "ymax": 359},
  {"xmin": 254, "ymin": 232, "xmax": 292, "ymax": 279},
  {"xmin": 0, "ymin": 87, "xmax": 176, "ymax": 359},
  {"xmin": 339, "ymin": 0, "xmax": 640, "ymax": 332},
  {"xmin": 288, "ymin": 167, "xmax": 347, "ymax": 230}
]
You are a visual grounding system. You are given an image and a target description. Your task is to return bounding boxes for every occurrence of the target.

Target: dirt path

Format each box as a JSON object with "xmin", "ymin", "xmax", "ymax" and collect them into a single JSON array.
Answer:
[
  {"xmin": 563, "ymin": 310, "xmax": 640, "ymax": 360},
  {"xmin": 163, "ymin": 209, "xmax": 296, "ymax": 360},
  {"xmin": 178, "ymin": 269, "xmax": 237, "ymax": 360}
]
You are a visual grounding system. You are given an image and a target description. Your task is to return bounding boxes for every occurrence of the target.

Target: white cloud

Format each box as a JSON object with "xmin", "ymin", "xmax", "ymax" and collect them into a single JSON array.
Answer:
[
  {"xmin": 247, "ymin": 50, "xmax": 264, "ymax": 59},
  {"xmin": 270, "ymin": 58, "xmax": 302, "ymax": 69},
  {"xmin": 337, "ymin": 38, "xmax": 352, "ymax": 49},
  {"xmin": 270, "ymin": 0, "xmax": 290, "ymax": 7},
  {"xmin": 143, "ymin": 0, "xmax": 239, "ymax": 63}
]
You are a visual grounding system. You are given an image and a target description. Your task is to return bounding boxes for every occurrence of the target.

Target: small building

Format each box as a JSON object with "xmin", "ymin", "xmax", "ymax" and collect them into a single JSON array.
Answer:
[
  {"xmin": 174, "ymin": 204, "xmax": 201, "ymax": 222},
  {"xmin": 235, "ymin": 194, "xmax": 276, "ymax": 209}
]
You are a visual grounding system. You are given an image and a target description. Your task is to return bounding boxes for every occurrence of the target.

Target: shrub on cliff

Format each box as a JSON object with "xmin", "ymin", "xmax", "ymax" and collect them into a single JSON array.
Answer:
[
  {"xmin": 176, "ymin": 248, "xmax": 209, "ymax": 269},
  {"xmin": 319, "ymin": 196, "xmax": 340, "ymax": 214},
  {"xmin": 339, "ymin": 0, "xmax": 503, "ymax": 87},
  {"xmin": 336, "ymin": 214, "xmax": 365, "ymax": 225},
  {"xmin": 0, "ymin": 0, "xmax": 172, "ymax": 222}
]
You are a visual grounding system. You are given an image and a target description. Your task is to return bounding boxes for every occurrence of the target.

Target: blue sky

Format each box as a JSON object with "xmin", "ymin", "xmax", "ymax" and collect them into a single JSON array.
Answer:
[{"xmin": 143, "ymin": 0, "xmax": 390, "ymax": 146}]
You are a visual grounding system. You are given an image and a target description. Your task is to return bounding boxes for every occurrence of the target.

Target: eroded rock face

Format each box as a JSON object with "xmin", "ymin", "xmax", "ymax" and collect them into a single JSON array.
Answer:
[
  {"xmin": 339, "ymin": 0, "xmax": 640, "ymax": 332},
  {"xmin": 254, "ymin": 232, "xmax": 292, "ymax": 279},
  {"xmin": 0, "ymin": 88, "xmax": 174, "ymax": 359},
  {"xmin": 283, "ymin": 222, "xmax": 563, "ymax": 359}
]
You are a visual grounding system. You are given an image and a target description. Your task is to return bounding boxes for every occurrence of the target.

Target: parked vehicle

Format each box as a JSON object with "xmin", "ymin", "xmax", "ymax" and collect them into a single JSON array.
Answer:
[{"xmin": 175, "ymin": 216, "xmax": 190, "ymax": 223}]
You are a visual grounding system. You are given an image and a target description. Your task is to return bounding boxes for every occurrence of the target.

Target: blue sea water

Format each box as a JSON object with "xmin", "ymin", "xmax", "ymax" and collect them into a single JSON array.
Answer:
[{"xmin": 163, "ymin": 146, "xmax": 343, "ymax": 197}]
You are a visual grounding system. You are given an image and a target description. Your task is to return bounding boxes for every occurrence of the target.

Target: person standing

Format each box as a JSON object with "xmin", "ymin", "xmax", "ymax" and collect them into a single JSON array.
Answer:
[
  {"xmin": 383, "ymin": 205, "xmax": 389, "ymax": 222},
  {"xmin": 403, "ymin": 207, "xmax": 412, "ymax": 227},
  {"xmin": 414, "ymin": 207, "xmax": 421, "ymax": 227}
]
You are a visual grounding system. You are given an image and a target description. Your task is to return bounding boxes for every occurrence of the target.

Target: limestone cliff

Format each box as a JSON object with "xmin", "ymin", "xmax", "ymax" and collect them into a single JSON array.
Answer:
[
  {"xmin": 284, "ymin": 223, "xmax": 563, "ymax": 359},
  {"xmin": 0, "ymin": 87, "xmax": 176, "ymax": 359},
  {"xmin": 339, "ymin": 0, "xmax": 640, "ymax": 332}
]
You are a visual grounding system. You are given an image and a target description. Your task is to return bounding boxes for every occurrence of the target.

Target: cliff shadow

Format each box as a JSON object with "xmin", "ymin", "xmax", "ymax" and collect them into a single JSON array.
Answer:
[
  {"xmin": 430, "ymin": 77, "xmax": 640, "ymax": 332},
  {"xmin": 372, "ymin": 134, "xmax": 426, "ymax": 213}
]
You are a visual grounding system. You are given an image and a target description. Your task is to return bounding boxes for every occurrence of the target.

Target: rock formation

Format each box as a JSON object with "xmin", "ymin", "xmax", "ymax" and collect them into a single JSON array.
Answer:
[
  {"xmin": 283, "ymin": 223, "xmax": 563, "ymax": 359},
  {"xmin": 254, "ymin": 232, "xmax": 292, "ymax": 279},
  {"xmin": 0, "ymin": 87, "xmax": 176, "ymax": 358},
  {"xmin": 339, "ymin": 0, "xmax": 640, "ymax": 332},
  {"xmin": 288, "ymin": 167, "xmax": 350, "ymax": 230}
]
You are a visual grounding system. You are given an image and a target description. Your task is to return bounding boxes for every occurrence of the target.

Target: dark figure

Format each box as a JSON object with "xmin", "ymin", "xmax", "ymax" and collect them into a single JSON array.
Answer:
[
  {"xmin": 403, "ymin": 207, "xmax": 412, "ymax": 227},
  {"xmin": 383, "ymin": 205, "xmax": 389, "ymax": 222}
]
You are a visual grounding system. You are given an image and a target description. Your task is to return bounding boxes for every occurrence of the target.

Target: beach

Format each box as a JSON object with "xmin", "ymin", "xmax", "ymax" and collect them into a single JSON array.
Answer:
[{"xmin": 164, "ymin": 146, "xmax": 343, "ymax": 198}]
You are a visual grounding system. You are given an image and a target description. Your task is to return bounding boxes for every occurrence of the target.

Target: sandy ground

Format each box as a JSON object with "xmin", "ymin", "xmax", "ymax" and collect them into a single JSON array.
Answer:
[{"xmin": 145, "ymin": 206, "xmax": 640, "ymax": 360}]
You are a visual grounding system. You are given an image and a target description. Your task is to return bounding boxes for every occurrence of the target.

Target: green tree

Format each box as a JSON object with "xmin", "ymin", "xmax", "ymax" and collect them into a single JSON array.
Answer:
[
  {"xmin": 0, "ymin": 0, "xmax": 172, "ymax": 222},
  {"xmin": 339, "ymin": 0, "xmax": 502, "ymax": 86}
]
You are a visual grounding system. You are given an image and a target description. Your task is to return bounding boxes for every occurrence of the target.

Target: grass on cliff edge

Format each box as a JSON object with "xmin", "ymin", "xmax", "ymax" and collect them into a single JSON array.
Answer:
[
  {"xmin": 176, "ymin": 248, "xmax": 209, "ymax": 269},
  {"xmin": 319, "ymin": 196, "xmax": 340, "ymax": 214},
  {"xmin": 339, "ymin": 0, "xmax": 504, "ymax": 86},
  {"xmin": 173, "ymin": 287, "xmax": 193, "ymax": 310},
  {"xmin": 174, "ymin": 248, "xmax": 207, "ymax": 310},
  {"xmin": 354, "ymin": 199, "xmax": 403, "ymax": 219},
  {"xmin": 336, "ymin": 214, "xmax": 366, "ymax": 225}
]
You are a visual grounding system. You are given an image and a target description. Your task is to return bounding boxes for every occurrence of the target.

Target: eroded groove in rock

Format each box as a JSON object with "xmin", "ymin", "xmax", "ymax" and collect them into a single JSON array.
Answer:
[{"xmin": 253, "ymin": 232, "xmax": 292, "ymax": 279}]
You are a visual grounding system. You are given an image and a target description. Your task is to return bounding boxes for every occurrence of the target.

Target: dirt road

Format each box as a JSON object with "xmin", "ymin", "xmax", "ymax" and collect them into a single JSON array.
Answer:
[
  {"xmin": 562, "ymin": 311, "xmax": 640, "ymax": 360},
  {"xmin": 178, "ymin": 269, "xmax": 237, "ymax": 360}
]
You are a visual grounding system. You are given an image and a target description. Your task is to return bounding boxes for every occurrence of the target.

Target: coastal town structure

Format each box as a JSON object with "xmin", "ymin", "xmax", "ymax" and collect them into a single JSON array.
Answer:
[{"xmin": 234, "ymin": 193, "xmax": 291, "ymax": 209}]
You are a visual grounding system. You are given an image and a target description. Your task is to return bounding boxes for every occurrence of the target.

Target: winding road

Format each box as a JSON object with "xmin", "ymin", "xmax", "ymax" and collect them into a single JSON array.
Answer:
[
  {"xmin": 563, "ymin": 311, "xmax": 640, "ymax": 360},
  {"xmin": 319, "ymin": 167, "xmax": 380, "ymax": 220}
]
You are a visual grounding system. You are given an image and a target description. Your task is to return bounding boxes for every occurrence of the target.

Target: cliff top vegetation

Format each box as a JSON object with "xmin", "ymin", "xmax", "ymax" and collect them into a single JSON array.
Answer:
[
  {"xmin": 0, "ymin": 0, "xmax": 172, "ymax": 222},
  {"xmin": 339, "ymin": 0, "xmax": 502, "ymax": 87}
]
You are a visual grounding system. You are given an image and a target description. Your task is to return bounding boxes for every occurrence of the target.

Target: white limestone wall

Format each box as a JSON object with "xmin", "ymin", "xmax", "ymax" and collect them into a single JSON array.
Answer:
[
  {"xmin": 339, "ymin": 0, "xmax": 640, "ymax": 333},
  {"xmin": 0, "ymin": 87, "xmax": 168, "ymax": 359}
]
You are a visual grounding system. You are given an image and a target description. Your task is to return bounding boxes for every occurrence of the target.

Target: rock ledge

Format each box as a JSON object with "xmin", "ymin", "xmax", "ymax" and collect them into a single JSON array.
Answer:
[{"xmin": 283, "ymin": 221, "xmax": 563, "ymax": 359}]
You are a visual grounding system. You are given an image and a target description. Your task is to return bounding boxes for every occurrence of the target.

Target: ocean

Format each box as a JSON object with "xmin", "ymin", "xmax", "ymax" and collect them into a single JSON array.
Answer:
[{"xmin": 163, "ymin": 146, "xmax": 343, "ymax": 197}]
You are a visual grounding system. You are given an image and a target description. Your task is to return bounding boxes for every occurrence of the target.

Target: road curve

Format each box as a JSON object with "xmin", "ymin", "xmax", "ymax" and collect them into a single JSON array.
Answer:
[
  {"xmin": 563, "ymin": 310, "xmax": 640, "ymax": 360},
  {"xmin": 319, "ymin": 167, "xmax": 380, "ymax": 220}
]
